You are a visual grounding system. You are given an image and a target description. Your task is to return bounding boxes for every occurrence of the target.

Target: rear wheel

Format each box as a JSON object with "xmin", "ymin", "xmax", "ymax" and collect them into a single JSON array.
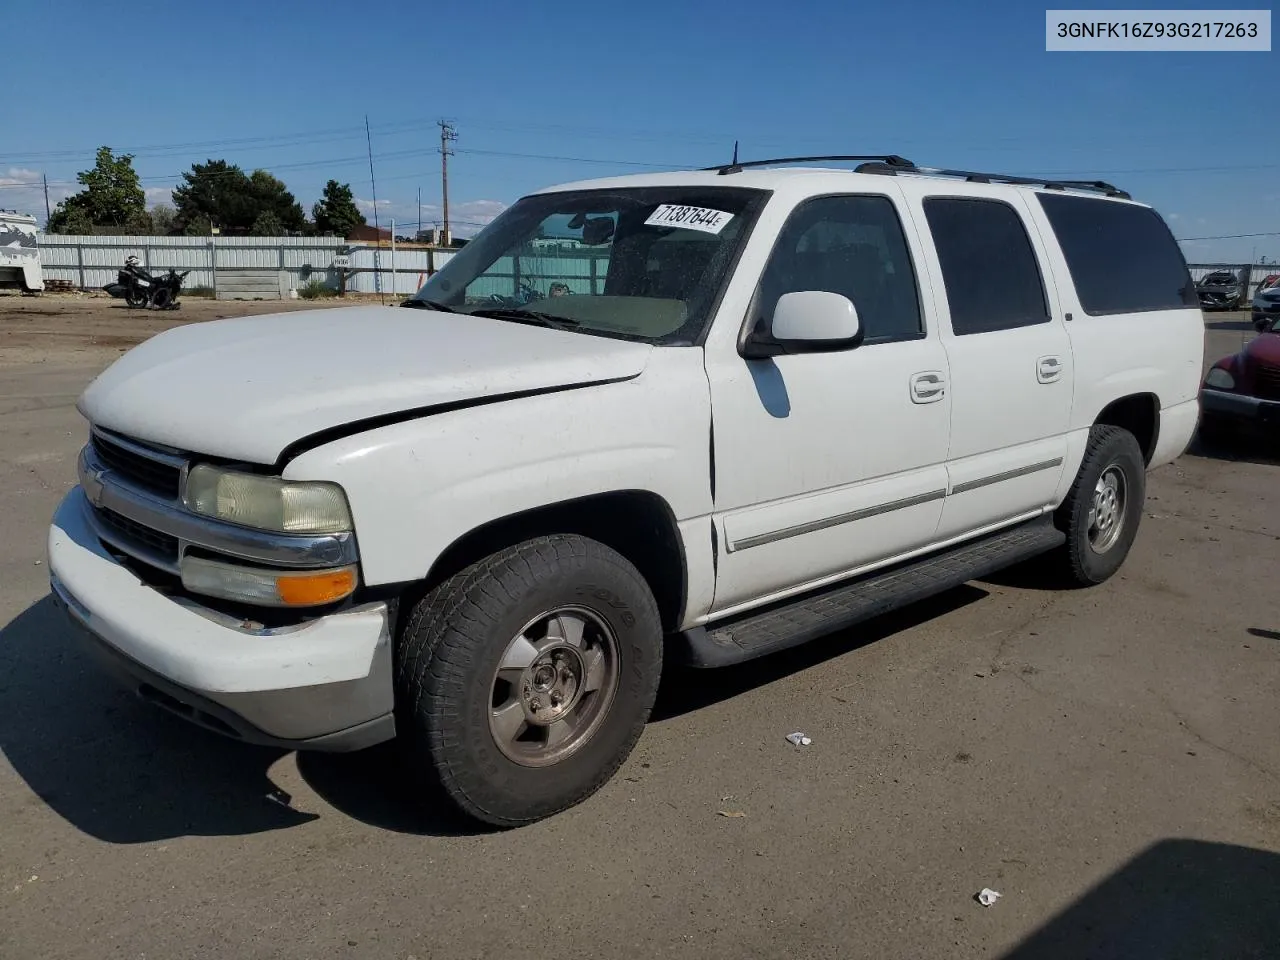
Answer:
[
  {"xmin": 1051, "ymin": 424, "xmax": 1146, "ymax": 586},
  {"xmin": 394, "ymin": 534, "xmax": 663, "ymax": 827},
  {"xmin": 125, "ymin": 286, "xmax": 148, "ymax": 308}
]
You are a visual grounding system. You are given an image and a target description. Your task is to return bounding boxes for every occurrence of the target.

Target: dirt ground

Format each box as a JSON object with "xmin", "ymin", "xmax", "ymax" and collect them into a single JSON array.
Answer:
[
  {"xmin": 0, "ymin": 289, "xmax": 393, "ymax": 367},
  {"xmin": 0, "ymin": 296, "xmax": 1277, "ymax": 960}
]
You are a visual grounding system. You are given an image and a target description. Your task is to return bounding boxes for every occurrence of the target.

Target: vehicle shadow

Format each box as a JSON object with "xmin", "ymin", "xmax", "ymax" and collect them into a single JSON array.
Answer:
[
  {"xmin": 1184, "ymin": 429, "xmax": 1280, "ymax": 468},
  {"xmin": 999, "ymin": 838, "xmax": 1280, "ymax": 959},
  {"xmin": 0, "ymin": 583, "xmax": 1045, "ymax": 839},
  {"xmin": 0, "ymin": 596, "xmax": 475, "ymax": 841},
  {"xmin": 651, "ymin": 584, "xmax": 988, "ymax": 721}
]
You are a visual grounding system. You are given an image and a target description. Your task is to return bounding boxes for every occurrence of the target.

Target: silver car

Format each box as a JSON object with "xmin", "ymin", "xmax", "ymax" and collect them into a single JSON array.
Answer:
[{"xmin": 1252, "ymin": 280, "xmax": 1280, "ymax": 331}]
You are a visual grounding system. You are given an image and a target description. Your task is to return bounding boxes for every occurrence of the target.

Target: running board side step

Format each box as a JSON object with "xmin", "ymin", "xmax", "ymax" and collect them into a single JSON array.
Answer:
[{"xmin": 680, "ymin": 516, "xmax": 1065, "ymax": 669}]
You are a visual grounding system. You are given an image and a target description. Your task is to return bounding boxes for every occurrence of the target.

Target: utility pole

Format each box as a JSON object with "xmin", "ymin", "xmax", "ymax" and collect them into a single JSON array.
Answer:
[
  {"xmin": 42, "ymin": 174, "xmax": 51, "ymax": 225},
  {"xmin": 417, "ymin": 186, "xmax": 422, "ymax": 239},
  {"xmin": 438, "ymin": 119, "xmax": 457, "ymax": 246}
]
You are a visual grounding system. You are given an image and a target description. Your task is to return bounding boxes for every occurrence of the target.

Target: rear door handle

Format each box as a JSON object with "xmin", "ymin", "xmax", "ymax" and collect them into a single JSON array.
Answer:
[
  {"xmin": 910, "ymin": 370, "xmax": 946, "ymax": 404},
  {"xmin": 1037, "ymin": 356, "xmax": 1063, "ymax": 384}
]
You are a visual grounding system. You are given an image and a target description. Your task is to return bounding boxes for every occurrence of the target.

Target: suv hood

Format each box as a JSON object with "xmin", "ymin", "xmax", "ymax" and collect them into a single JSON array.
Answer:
[{"xmin": 80, "ymin": 305, "xmax": 653, "ymax": 464}]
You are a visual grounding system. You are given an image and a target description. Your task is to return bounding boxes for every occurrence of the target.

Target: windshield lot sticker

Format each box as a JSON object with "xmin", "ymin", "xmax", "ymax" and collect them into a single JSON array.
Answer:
[{"xmin": 644, "ymin": 204, "xmax": 735, "ymax": 234}]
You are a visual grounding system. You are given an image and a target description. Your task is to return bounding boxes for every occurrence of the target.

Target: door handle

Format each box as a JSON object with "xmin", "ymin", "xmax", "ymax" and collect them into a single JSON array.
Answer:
[
  {"xmin": 1037, "ymin": 356, "xmax": 1063, "ymax": 384},
  {"xmin": 910, "ymin": 370, "xmax": 946, "ymax": 404}
]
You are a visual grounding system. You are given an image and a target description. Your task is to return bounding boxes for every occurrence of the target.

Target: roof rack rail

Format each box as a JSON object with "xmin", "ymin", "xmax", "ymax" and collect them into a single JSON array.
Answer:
[
  {"xmin": 706, "ymin": 155, "xmax": 915, "ymax": 176},
  {"xmin": 705, "ymin": 154, "xmax": 1130, "ymax": 199},
  {"xmin": 887, "ymin": 164, "xmax": 1131, "ymax": 200}
]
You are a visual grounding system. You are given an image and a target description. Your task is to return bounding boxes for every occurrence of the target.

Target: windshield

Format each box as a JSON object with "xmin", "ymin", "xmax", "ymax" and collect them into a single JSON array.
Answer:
[{"xmin": 407, "ymin": 186, "xmax": 768, "ymax": 344}]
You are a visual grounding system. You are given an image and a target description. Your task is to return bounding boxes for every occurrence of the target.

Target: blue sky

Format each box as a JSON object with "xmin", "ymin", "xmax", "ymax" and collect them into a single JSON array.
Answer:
[{"xmin": 3, "ymin": 0, "xmax": 1277, "ymax": 259}]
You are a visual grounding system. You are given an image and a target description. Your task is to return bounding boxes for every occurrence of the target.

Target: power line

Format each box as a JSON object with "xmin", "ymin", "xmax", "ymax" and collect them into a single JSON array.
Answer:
[{"xmin": 1176, "ymin": 231, "xmax": 1280, "ymax": 242}]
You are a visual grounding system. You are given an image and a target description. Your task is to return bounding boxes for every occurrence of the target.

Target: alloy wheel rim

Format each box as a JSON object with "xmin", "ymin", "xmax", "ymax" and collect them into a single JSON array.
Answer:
[
  {"xmin": 1087, "ymin": 464, "xmax": 1127, "ymax": 553},
  {"xmin": 488, "ymin": 606, "xmax": 620, "ymax": 767}
]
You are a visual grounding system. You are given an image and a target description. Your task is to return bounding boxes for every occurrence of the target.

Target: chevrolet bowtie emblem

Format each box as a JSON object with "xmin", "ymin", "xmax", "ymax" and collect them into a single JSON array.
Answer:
[{"xmin": 83, "ymin": 467, "xmax": 106, "ymax": 507}]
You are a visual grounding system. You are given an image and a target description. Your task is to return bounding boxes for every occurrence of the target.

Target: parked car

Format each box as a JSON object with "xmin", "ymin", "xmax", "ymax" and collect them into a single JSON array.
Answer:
[
  {"xmin": 1252, "ymin": 281, "xmax": 1280, "ymax": 331},
  {"xmin": 1197, "ymin": 270, "xmax": 1242, "ymax": 311},
  {"xmin": 1201, "ymin": 314, "xmax": 1280, "ymax": 434},
  {"xmin": 47, "ymin": 157, "xmax": 1205, "ymax": 826}
]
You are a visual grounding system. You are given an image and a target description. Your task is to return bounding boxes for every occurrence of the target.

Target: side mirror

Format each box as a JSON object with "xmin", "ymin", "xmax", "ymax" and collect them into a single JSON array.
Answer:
[{"xmin": 742, "ymin": 290, "xmax": 862, "ymax": 359}]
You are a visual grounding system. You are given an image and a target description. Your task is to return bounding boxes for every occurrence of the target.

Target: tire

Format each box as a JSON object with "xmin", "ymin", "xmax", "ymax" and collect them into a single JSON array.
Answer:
[
  {"xmin": 151, "ymin": 287, "xmax": 173, "ymax": 309},
  {"xmin": 125, "ymin": 286, "xmax": 147, "ymax": 308},
  {"xmin": 1051, "ymin": 424, "xmax": 1146, "ymax": 586},
  {"xmin": 394, "ymin": 534, "xmax": 663, "ymax": 827}
]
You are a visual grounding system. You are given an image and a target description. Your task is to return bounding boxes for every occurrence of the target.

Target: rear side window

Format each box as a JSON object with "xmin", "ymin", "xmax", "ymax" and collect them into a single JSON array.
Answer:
[
  {"xmin": 1036, "ymin": 193, "xmax": 1196, "ymax": 315},
  {"xmin": 923, "ymin": 198, "xmax": 1050, "ymax": 336}
]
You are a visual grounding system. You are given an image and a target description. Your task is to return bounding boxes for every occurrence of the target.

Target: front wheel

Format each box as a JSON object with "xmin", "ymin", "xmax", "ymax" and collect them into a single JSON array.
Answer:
[
  {"xmin": 394, "ymin": 534, "xmax": 663, "ymax": 827},
  {"xmin": 1051, "ymin": 424, "xmax": 1146, "ymax": 586}
]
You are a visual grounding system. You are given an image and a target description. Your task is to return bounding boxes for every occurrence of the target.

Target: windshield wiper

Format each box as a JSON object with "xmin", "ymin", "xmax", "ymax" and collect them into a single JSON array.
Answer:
[
  {"xmin": 400, "ymin": 297, "xmax": 459, "ymax": 312},
  {"xmin": 470, "ymin": 307, "xmax": 580, "ymax": 329}
]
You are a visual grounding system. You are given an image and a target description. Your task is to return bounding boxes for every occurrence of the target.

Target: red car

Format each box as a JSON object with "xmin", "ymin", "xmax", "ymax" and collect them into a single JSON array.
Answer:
[{"xmin": 1200, "ymin": 314, "xmax": 1280, "ymax": 436}]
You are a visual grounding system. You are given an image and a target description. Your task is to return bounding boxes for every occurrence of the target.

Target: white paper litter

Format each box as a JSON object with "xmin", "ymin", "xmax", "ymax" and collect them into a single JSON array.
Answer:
[
  {"xmin": 785, "ymin": 732, "xmax": 812, "ymax": 747},
  {"xmin": 976, "ymin": 888, "xmax": 1002, "ymax": 907}
]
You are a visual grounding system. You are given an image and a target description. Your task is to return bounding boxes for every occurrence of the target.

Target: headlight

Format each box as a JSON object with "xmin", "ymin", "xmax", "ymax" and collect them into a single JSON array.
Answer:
[
  {"xmin": 1204, "ymin": 367, "xmax": 1235, "ymax": 390},
  {"xmin": 181, "ymin": 555, "xmax": 357, "ymax": 607},
  {"xmin": 184, "ymin": 465, "xmax": 353, "ymax": 534}
]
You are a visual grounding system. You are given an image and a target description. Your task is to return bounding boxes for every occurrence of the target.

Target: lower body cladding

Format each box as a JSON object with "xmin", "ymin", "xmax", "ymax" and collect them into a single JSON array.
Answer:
[{"xmin": 47, "ymin": 487, "xmax": 396, "ymax": 752}]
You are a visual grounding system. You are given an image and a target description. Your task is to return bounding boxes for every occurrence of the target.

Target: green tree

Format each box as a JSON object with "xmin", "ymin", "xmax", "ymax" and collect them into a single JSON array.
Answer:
[
  {"xmin": 46, "ymin": 146, "xmax": 146, "ymax": 233},
  {"xmin": 312, "ymin": 180, "xmax": 366, "ymax": 237},
  {"xmin": 149, "ymin": 203, "xmax": 177, "ymax": 235},
  {"xmin": 173, "ymin": 160, "xmax": 306, "ymax": 234},
  {"xmin": 250, "ymin": 210, "xmax": 284, "ymax": 236},
  {"xmin": 122, "ymin": 209, "xmax": 154, "ymax": 236},
  {"xmin": 182, "ymin": 213, "xmax": 214, "ymax": 236},
  {"xmin": 172, "ymin": 159, "xmax": 253, "ymax": 232},
  {"xmin": 48, "ymin": 202, "xmax": 95, "ymax": 235},
  {"xmin": 248, "ymin": 170, "xmax": 305, "ymax": 232}
]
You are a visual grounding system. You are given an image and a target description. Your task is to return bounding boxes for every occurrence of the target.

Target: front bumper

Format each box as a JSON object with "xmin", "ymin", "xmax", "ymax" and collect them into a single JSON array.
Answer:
[
  {"xmin": 1199, "ymin": 294, "xmax": 1238, "ymax": 310},
  {"xmin": 48, "ymin": 487, "xmax": 396, "ymax": 751},
  {"xmin": 1200, "ymin": 388, "xmax": 1280, "ymax": 426}
]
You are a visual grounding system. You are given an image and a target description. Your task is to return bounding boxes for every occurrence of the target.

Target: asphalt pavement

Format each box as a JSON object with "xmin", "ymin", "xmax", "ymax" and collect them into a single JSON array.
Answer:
[{"xmin": 1, "ymin": 309, "xmax": 1277, "ymax": 959}]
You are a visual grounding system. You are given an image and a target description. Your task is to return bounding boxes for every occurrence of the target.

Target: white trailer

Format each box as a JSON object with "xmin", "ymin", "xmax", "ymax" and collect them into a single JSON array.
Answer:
[{"xmin": 0, "ymin": 210, "xmax": 44, "ymax": 292}]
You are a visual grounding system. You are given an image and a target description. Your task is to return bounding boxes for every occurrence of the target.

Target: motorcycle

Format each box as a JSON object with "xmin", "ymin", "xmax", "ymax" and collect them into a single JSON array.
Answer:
[{"xmin": 103, "ymin": 263, "xmax": 190, "ymax": 309}]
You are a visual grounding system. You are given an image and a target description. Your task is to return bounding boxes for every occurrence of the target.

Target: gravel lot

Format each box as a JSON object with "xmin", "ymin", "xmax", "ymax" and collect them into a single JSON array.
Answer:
[{"xmin": 1, "ymin": 294, "xmax": 1277, "ymax": 959}]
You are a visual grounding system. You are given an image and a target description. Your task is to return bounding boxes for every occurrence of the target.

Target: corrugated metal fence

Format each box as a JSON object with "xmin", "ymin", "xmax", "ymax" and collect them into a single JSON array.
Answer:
[
  {"xmin": 36, "ymin": 235, "xmax": 460, "ymax": 298},
  {"xmin": 37, "ymin": 236, "xmax": 1280, "ymax": 307},
  {"xmin": 38, "ymin": 235, "xmax": 347, "ymax": 295}
]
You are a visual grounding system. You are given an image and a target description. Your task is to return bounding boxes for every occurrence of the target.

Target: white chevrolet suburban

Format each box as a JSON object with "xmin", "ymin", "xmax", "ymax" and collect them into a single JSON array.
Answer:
[{"xmin": 48, "ymin": 156, "xmax": 1205, "ymax": 826}]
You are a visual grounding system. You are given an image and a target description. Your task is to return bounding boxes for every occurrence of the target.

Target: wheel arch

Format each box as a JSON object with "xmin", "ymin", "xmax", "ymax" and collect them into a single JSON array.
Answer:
[
  {"xmin": 1093, "ymin": 392, "xmax": 1160, "ymax": 465},
  {"xmin": 421, "ymin": 490, "xmax": 688, "ymax": 633}
]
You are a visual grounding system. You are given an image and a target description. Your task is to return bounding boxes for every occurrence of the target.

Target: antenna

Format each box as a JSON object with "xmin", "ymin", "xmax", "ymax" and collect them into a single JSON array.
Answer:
[
  {"xmin": 731, "ymin": 141, "xmax": 739, "ymax": 166},
  {"xmin": 365, "ymin": 115, "xmax": 383, "ymax": 304}
]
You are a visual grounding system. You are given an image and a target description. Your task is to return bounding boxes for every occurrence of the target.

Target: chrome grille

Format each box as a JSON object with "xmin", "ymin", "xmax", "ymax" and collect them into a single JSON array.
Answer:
[
  {"xmin": 78, "ymin": 428, "xmax": 359, "ymax": 582},
  {"xmin": 91, "ymin": 431, "xmax": 183, "ymax": 499}
]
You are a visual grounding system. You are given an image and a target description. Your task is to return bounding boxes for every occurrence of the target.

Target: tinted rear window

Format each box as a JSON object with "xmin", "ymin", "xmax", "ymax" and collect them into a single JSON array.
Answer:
[
  {"xmin": 1036, "ymin": 193, "xmax": 1196, "ymax": 315},
  {"xmin": 923, "ymin": 198, "xmax": 1049, "ymax": 336}
]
